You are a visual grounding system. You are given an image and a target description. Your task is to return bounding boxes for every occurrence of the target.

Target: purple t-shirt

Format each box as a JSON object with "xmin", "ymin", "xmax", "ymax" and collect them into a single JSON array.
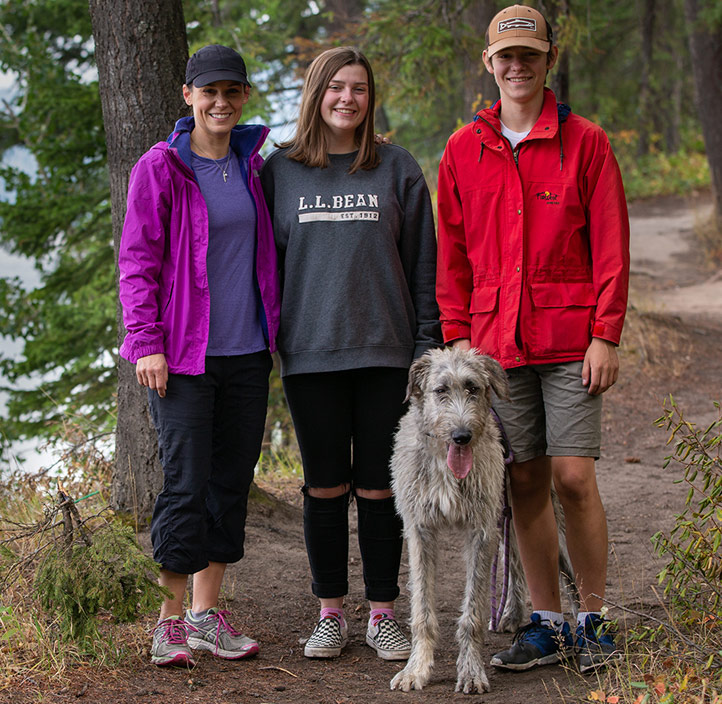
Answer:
[{"xmin": 191, "ymin": 150, "xmax": 266, "ymax": 356}]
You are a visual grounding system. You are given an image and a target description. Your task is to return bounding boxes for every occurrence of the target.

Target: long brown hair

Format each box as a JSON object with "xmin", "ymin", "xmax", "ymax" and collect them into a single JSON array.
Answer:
[{"xmin": 280, "ymin": 46, "xmax": 379, "ymax": 173}]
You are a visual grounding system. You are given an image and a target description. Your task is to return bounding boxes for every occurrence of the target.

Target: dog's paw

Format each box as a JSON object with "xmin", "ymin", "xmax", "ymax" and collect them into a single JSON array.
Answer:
[
  {"xmin": 455, "ymin": 656, "xmax": 490, "ymax": 695},
  {"xmin": 454, "ymin": 670, "xmax": 490, "ymax": 695},
  {"xmin": 390, "ymin": 666, "xmax": 430, "ymax": 692}
]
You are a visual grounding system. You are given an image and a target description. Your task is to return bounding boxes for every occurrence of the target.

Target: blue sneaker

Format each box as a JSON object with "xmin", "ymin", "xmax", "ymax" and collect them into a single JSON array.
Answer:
[
  {"xmin": 490, "ymin": 613, "xmax": 572, "ymax": 671},
  {"xmin": 575, "ymin": 614, "xmax": 621, "ymax": 673}
]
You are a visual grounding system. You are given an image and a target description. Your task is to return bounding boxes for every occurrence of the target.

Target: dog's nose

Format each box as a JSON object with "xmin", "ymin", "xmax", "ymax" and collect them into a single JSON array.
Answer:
[{"xmin": 451, "ymin": 429, "xmax": 472, "ymax": 446}]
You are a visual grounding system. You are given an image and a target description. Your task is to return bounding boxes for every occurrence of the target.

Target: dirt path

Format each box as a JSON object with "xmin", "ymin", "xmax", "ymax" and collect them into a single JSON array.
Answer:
[{"xmin": 7, "ymin": 194, "xmax": 721, "ymax": 704}]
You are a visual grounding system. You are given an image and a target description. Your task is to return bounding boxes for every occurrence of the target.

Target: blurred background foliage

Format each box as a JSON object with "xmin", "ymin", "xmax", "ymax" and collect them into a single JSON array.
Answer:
[{"xmin": 0, "ymin": 0, "xmax": 717, "ymax": 458}]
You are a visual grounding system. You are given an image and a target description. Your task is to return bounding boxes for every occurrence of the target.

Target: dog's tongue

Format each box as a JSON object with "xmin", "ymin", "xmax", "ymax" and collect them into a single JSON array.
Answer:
[{"xmin": 447, "ymin": 444, "xmax": 473, "ymax": 480}]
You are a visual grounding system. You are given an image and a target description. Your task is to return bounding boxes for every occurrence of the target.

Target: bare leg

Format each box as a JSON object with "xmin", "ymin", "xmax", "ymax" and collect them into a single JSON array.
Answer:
[
  {"xmin": 191, "ymin": 561, "xmax": 226, "ymax": 612},
  {"xmin": 552, "ymin": 456, "xmax": 607, "ymax": 612},
  {"xmin": 508, "ymin": 456, "xmax": 562, "ymax": 612},
  {"xmin": 159, "ymin": 569, "xmax": 189, "ymax": 619}
]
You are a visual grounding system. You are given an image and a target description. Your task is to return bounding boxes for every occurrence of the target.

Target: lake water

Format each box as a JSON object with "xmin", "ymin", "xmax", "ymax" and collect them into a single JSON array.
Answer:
[{"xmin": 0, "ymin": 250, "xmax": 60, "ymax": 474}]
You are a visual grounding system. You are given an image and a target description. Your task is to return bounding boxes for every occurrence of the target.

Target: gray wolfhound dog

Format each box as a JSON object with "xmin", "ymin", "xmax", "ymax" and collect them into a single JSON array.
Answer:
[
  {"xmin": 389, "ymin": 347, "xmax": 576, "ymax": 694},
  {"xmin": 389, "ymin": 347, "xmax": 509, "ymax": 694}
]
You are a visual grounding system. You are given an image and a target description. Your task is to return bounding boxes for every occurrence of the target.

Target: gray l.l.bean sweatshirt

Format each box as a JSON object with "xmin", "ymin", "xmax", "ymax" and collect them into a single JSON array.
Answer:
[{"xmin": 260, "ymin": 144, "xmax": 441, "ymax": 376}]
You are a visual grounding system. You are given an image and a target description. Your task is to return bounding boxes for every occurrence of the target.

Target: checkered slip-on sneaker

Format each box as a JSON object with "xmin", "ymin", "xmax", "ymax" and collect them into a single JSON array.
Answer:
[
  {"xmin": 185, "ymin": 608, "xmax": 259, "ymax": 660},
  {"xmin": 366, "ymin": 616, "xmax": 411, "ymax": 661},
  {"xmin": 304, "ymin": 616, "xmax": 349, "ymax": 658}
]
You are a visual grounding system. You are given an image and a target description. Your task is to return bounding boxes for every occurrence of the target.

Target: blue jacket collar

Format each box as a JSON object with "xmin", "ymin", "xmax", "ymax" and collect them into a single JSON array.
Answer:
[{"xmin": 166, "ymin": 116, "xmax": 269, "ymax": 171}]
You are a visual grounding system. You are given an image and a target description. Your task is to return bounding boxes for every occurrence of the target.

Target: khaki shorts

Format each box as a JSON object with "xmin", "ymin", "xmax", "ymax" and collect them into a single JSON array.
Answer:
[{"xmin": 492, "ymin": 361, "xmax": 602, "ymax": 464}]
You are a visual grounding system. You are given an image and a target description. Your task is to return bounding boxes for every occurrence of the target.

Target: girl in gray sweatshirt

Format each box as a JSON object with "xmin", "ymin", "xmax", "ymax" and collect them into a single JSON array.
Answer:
[{"xmin": 261, "ymin": 46, "xmax": 440, "ymax": 662}]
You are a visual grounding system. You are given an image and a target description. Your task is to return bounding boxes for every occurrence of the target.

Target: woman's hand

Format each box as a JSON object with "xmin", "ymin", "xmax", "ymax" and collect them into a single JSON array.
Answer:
[{"xmin": 136, "ymin": 353, "xmax": 168, "ymax": 398}]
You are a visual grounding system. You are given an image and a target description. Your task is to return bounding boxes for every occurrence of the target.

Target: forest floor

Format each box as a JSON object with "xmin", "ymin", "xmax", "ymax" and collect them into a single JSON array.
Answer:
[{"xmin": 3, "ymin": 191, "xmax": 721, "ymax": 704}]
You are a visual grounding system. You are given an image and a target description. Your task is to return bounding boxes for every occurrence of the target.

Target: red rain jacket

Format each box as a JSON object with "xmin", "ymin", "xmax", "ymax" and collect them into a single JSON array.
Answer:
[{"xmin": 437, "ymin": 89, "xmax": 629, "ymax": 369}]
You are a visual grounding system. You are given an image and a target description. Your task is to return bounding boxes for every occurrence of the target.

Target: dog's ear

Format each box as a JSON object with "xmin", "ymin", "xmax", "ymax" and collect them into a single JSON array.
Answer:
[
  {"xmin": 479, "ymin": 355, "xmax": 510, "ymax": 401},
  {"xmin": 405, "ymin": 353, "xmax": 432, "ymax": 402}
]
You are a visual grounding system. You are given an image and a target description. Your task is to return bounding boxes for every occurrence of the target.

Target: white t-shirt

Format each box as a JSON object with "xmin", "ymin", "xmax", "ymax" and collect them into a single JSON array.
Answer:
[{"xmin": 500, "ymin": 121, "xmax": 530, "ymax": 149}]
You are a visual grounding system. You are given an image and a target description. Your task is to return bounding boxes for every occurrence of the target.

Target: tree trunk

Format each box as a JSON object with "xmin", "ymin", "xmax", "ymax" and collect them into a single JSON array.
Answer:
[
  {"xmin": 324, "ymin": 0, "xmax": 365, "ymax": 40},
  {"xmin": 87, "ymin": 0, "xmax": 188, "ymax": 521},
  {"xmin": 637, "ymin": 0, "xmax": 656, "ymax": 157},
  {"xmin": 538, "ymin": 0, "xmax": 570, "ymax": 104},
  {"xmin": 684, "ymin": 0, "xmax": 722, "ymax": 230},
  {"xmin": 664, "ymin": 51, "xmax": 683, "ymax": 154},
  {"xmin": 462, "ymin": 0, "xmax": 498, "ymax": 118}
]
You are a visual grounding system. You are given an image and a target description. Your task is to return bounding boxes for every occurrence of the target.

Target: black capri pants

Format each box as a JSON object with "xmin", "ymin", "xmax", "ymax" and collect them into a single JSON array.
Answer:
[
  {"xmin": 148, "ymin": 351, "xmax": 272, "ymax": 575},
  {"xmin": 283, "ymin": 366, "xmax": 408, "ymax": 601}
]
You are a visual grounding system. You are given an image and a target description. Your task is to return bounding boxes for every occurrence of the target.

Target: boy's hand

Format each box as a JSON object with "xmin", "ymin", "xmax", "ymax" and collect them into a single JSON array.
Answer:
[
  {"xmin": 582, "ymin": 338, "xmax": 619, "ymax": 395},
  {"xmin": 452, "ymin": 338, "xmax": 472, "ymax": 351}
]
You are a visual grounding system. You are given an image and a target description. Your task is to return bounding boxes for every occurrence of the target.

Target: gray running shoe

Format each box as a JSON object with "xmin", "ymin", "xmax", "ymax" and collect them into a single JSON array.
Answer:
[
  {"xmin": 150, "ymin": 616, "xmax": 197, "ymax": 667},
  {"xmin": 366, "ymin": 615, "xmax": 411, "ymax": 660},
  {"xmin": 185, "ymin": 608, "xmax": 259, "ymax": 660},
  {"xmin": 304, "ymin": 616, "xmax": 348, "ymax": 658}
]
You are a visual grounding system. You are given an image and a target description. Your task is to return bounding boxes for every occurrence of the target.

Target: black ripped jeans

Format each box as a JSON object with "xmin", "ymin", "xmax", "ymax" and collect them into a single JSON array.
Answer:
[{"xmin": 283, "ymin": 367, "xmax": 407, "ymax": 601}]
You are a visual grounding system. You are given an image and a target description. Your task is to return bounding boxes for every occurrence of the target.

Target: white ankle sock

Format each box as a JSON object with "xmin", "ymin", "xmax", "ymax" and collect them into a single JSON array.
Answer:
[
  {"xmin": 577, "ymin": 611, "xmax": 600, "ymax": 627},
  {"xmin": 189, "ymin": 608, "xmax": 212, "ymax": 621},
  {"xmin": 534, "ymin": 610, "xmax": 565, "ymax": 632}
]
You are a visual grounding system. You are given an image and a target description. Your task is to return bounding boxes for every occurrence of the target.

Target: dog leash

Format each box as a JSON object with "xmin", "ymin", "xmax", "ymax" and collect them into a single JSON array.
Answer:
[{"xmin": 490, "ymin": 408, "xmax": 514, "ymax": 632}]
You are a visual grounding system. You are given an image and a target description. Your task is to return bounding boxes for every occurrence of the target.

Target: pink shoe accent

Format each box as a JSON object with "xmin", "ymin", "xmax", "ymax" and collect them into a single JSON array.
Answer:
[{"xmin": 156, "ymin": 650, "xmax": 195, "ymax": 667}]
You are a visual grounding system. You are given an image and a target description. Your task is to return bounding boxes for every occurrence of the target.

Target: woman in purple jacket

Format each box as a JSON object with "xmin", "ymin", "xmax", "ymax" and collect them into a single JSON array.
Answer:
[{"xmin": 118, "ymin": 45, "xmax": 280, "ymax": 668}]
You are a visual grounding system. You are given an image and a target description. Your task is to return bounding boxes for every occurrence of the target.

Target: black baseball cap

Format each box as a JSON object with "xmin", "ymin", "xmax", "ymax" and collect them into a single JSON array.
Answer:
[{"xmin": 185, "ymin": 45, "xmax": 251, "ymax": 87}]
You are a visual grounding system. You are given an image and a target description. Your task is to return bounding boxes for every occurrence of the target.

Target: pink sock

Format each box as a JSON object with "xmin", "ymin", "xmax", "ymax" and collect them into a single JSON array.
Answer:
[
  {"xmin": 320, "ymin": 607, "xmax": 345, "ymax": 627},
  {"xmin": 369, "ymin": 608, "xmax": 395, "ymax": 626}
]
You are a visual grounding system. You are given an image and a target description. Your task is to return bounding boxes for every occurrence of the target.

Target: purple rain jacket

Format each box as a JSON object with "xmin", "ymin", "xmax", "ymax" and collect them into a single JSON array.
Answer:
[{"xmin": 118, "ymin": 117, "xmax": 280, "ymax": 375}]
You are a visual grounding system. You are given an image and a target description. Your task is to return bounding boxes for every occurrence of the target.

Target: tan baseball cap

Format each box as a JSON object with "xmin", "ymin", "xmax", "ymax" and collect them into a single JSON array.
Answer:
[{"xmin": 486, "ymin": 5, "xmax": 552, "ymax": 58}]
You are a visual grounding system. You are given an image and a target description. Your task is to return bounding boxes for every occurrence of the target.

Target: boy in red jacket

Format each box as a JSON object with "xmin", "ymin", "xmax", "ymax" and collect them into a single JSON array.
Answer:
[{"xmin": 436, "ymin": 4, "xmax": 629, "ymax": 673}]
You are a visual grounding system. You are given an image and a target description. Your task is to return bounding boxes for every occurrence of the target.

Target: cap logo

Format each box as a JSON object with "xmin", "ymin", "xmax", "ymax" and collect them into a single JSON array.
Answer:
[{"xmin": 498, "ymin": 17, "xmax": 537, "ymax": 33}]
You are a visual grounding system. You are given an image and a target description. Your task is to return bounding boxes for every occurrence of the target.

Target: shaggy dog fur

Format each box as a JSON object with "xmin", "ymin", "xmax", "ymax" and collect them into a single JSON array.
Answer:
[
  {"xmin": 390, "ymin": 347, "xmax": 509, "ymax": 693},
  {"xmin": 389, "ymin": 347, "xmax": 577, "ymax": 693}
]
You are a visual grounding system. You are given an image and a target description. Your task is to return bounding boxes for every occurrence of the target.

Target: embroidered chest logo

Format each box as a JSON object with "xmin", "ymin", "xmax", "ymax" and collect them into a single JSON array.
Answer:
[
  {"xmin": 297, "ymin": 194, "xmax": 380, "ymax": 223},
  {"xmin": 535, "ymin": 190, "xmax": 560, "ymax": 205},
  {"xmin": 498, "ymin": 18, "xmax": 536, "ymax": 33}
]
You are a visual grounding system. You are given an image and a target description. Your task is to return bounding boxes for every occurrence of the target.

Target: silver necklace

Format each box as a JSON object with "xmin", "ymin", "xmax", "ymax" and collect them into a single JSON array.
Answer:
[{"xmin": 192, "ymin": 141, "xmax": 232, "ymax": 182}]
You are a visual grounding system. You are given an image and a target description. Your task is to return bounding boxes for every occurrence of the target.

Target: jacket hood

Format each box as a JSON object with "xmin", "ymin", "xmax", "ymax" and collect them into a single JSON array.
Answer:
[{"xmin": 166, "ymin": 116, "xmax": 269, "ymax": 171}]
